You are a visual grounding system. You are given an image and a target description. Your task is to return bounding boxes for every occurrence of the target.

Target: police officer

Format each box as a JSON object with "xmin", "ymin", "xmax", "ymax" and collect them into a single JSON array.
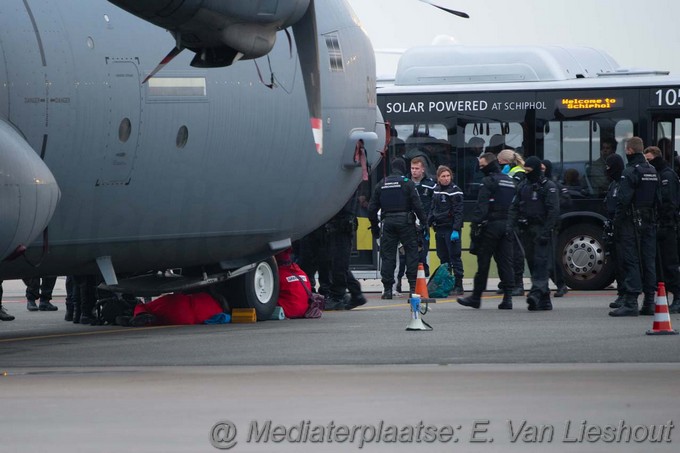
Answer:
[
  {"xmin": 458, "ymin": 153, "xmax": 516, "ymax": 309},
  {"xmin": 644, "ymin": 145, "xmax": 680, "ymax": 314},
  {"xmin": 324, "ymin": 190, "xmax": 367, "ymax": 310},
  {"xmin": 429, "ymin": 165, "xmax": 465, "ymax": 295},
  {"xmin": 508, "ymin": 156, "xmax": 560, "ymax": 311},
  {"xmin": 543, "ymin": 159, "xmax": 571, "ymax": 297},
  {"xmin": 610, "ymin": 137, "xmax": 659, "ymax": 317},
  {"xmin": 497, "ymin": 149, "xmax": 527, "ymax": 296},
  {"xmin": 368, "ymin": 157, "xmax": 427, "ymax": 299},
  {"xmin": 603, "ymin": 154, "xmax": 628, "ymax": 310},
  {"xmin": 409, "ymin": 156, "xmax": 436, "ymax": 276}
]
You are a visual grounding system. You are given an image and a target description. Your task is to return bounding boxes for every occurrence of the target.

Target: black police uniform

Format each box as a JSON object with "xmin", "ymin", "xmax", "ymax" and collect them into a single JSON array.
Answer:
[
  {"xmin": 298, "ymin": 225, "xmax": 331, "ymax": 296},
  {"xmin": 508, "ymin": 158, "xmax": 560, "ymax": 310},
  {"xmin": 610, "ymin": 152, "xmax": 659, "ymax": 317},
  {"xmin": 368, "ymin": 160, "xmax": 427, "ymax": 298},
  {"xmin": 648, "ymin": 155, "xmax": 680, "ymax": 312},
  {"xmin": 495, "ymin": 165, "xmax": 527, "ymax": 295},
  {"xmin": 543, "ymin": 160, "xmax": 572, "ymax": 297},
  {"xmin": 458, "ymin": 160, "xmax": 516, "ymax": 309},
  {"xmin": 325, "ymin": 191, "xmax": 367, "ymax": 310},
  {"xmin": 413, "ymin": 174, "xmax": 436, "ymax": 275},
  {"xmin": 429, "ymin": 181, "xmax": 465, "ymax": 293},
  {"xmin": 603, "ymin": 154, "xmax": 627, "ymax": 309}
]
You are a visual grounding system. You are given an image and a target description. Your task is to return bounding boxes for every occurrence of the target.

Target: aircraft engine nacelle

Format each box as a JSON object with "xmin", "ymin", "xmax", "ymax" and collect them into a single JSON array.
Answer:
[
  {"xmin": 0, "ymin": 121, "xmax": 60, "ymax": 262},
  {"xmin": 109, "ymin": 0, "xmax": 311, "ymax": 64}
]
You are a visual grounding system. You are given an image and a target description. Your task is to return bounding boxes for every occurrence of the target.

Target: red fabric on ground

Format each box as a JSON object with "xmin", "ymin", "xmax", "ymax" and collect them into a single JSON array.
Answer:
[
  {"xmin": 133, "ymin": 292, "xmax": 223, "ymax": 325},
  {"xmin": 277, "ymin": 263, "xmax": 311, "ymax": 319}
]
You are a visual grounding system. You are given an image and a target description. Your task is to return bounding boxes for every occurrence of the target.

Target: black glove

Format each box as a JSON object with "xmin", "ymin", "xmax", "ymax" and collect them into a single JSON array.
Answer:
[{"xmin": 370, "ymin": 225, "xmax": 380, "ymax": 239}]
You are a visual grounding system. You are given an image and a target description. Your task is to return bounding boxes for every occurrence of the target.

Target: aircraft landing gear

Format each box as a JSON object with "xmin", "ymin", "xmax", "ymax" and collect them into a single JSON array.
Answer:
[{"xmin": 223, "ymin": 257, "xmax": 279, "ymax": 321}]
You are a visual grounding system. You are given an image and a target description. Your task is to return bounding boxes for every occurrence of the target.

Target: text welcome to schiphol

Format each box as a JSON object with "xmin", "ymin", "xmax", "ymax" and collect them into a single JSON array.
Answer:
[{"xmin": 384, "ymin": 100, "xmax": 548, "ymax": 114}]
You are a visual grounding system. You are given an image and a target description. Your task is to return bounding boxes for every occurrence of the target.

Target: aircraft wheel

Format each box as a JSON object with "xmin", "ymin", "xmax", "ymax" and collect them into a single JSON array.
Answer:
[
  {"xmin": 558, "ymin": 223, "xmax": 615, "ymax": 290},
  {"xmin": 226, "ymin": 258, "xmax": 279, "ymax": 321}
]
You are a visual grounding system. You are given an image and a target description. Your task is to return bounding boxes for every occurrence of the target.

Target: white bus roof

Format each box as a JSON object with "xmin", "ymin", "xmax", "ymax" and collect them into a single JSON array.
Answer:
[{"xmin": 382, "ymin": 45, "xmax": 674, "ymax": 92}]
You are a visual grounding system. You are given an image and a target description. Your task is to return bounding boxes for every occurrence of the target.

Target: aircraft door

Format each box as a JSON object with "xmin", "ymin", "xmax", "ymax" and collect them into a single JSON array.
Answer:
[
  {"xmin": 97, "ymin": 59, "xmax": 142, "ymax": 186},
  {"xmin": 652, "ymin": 117, "xmax": 680, "ymax": 172}
]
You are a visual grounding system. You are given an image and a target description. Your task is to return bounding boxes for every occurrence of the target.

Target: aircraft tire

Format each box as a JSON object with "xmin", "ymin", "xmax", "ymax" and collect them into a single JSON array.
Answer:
[{"xmin": 225, "ymin": 257, "xmax": 279, "ymax": 321}]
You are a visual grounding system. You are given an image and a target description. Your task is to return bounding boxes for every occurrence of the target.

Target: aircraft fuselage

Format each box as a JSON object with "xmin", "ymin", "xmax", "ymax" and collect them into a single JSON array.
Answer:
[{"xmin": 0, "ymin": 0, "xmax": 382, "ymax": 279}]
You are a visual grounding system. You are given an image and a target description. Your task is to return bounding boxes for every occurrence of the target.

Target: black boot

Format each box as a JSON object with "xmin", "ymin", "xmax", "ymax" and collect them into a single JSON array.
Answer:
[
  {"xmin": 451, "ymin": 276, "xmax": 464, "ymax": 296},
  {"xmin": 609, "ymin": 294, "xmax": 639, "ymax": 317},
  {"xmin": 72, "ymin": 305, "xmax": 82, "ymax": 324},
  {"xmin": 537, "ymin": 295, "xmax": 553, "ymax": 311},
  {"xmin": 38, "ymin": 299, "xmax": 58, "ymax": 311},
  {"xmin": 554, "ymin": 285, "xmax": 569, "ymax": 297},
  {"xmin": 64, "ymin": 304, "xmax": 74, "ymax": 322},
  {"xmin": 511, "ymin": 285, "xmax": 525, "ymax": 297},
  {"xmin": 26, "ymin": 300, "xmax": 39, "ymax": 312},
  {"xmin": 639, "ymin": 293, "xmax": 655, "ymax": 316},
  {"xmin": 498, "ymin": 293, "xmax": 513, "ymax": 310},
  {"xmin": 457, "ymin": 294, "xmax": 481, "ymax": 309},
  {"xmin": 670, "ymin": 294, "xmax": 680, "ymax": 314},
  {"xmin": 381, "ymin": 288, "xmax": 393, "ymax": 300},
  {"xmin": 0, "ymin": 306, "xmax": 15, "ymax": 321},
  {"xmin": 609, "ymin": 293, "xmax": 625, "ymax": 309}
]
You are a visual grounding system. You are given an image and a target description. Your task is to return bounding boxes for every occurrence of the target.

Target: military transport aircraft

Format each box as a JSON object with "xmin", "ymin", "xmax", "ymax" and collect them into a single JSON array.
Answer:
[{"xmin": 0, "ymin": 0, "xmax": 464, "ymax": 319}]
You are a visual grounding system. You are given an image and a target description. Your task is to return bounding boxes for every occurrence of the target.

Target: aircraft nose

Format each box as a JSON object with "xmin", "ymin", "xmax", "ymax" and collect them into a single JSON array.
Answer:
[{"xmin": 0, "ymin": 120, "xmax": 60, "ymax": 261}]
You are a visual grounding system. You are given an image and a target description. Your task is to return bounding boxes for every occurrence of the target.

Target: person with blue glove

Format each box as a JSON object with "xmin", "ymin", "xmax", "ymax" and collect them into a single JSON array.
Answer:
[{"xmin": 428, "ymin": 165, "xmax": 465, "ymax": 295}]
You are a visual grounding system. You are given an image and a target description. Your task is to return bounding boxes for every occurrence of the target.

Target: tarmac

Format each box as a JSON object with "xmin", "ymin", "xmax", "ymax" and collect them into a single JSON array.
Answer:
[{"xmin": 2, "ymin": 278, "xmax": 678, "ymax": 453}]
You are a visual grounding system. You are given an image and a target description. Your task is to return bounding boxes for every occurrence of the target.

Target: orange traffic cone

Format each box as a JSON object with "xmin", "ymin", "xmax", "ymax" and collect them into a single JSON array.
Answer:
[
  {"xmin": 415, "ymin": 263, "xmax": 429, "ymax": 298},
  {"xmin": 646, "ymin": 282, "xmax": 679, "ymax": 336}
]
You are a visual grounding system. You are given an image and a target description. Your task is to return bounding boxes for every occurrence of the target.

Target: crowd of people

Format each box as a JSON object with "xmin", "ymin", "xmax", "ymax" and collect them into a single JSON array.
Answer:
[{"xmin": 4, "ymin": 136, "xmax": 680, "ymax": 321}]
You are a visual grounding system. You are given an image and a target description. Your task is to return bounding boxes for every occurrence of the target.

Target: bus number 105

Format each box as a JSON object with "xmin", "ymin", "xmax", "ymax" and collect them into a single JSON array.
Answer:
[{"xmin": 655, "ymin": 88, "xmax": 680, "ymax": 107}]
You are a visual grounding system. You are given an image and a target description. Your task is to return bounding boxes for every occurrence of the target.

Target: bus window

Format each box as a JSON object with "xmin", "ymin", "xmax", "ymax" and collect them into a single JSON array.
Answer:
[
  {"xmin": 392, "ymin": 123, "xmax": 452, "ymax": 177},
  {"xmin": 544, "ymin": 119, "xmax": 632, "ymax": 196},
  {"xmin": 462, "ymin": 122, "xmax": 524, "ymax": 200}
]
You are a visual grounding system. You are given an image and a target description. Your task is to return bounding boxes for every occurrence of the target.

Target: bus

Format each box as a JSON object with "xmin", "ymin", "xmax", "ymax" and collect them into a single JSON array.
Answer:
[{"xmin": 353, "ymin": 45, "xmax": 680, "ymax": 290}]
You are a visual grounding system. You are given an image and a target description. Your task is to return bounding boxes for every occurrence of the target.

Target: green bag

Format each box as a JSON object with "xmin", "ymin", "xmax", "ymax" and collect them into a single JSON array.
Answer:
[{"xmin": 427, "ymin": 264, "xmax": 455, "ymax": 298}]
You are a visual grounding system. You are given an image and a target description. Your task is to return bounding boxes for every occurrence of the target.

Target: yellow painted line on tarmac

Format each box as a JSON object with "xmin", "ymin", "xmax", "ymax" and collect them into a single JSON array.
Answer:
[{"xmin": 0, "ymin": 325, "xmax": 182, "ymax": 344}]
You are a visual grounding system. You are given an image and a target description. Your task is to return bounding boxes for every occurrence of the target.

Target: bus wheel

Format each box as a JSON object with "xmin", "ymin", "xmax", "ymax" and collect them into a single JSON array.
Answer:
[
  {"xmin": 225, "ymin": 258, "xmax": 279, "ymax": 321},
  {"xmin": 558, "ymin": 224, "xmax": 615, "ymax": 291}
]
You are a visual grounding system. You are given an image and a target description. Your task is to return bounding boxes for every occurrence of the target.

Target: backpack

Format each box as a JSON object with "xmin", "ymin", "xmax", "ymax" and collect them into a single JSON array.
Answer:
[
  {"xmin": 427, "ymin": 264, "xmax": 455, "ymax": 298},
  {"xmin": 94, "ymin": 295, "xmax": 140, "ymax": 325}
]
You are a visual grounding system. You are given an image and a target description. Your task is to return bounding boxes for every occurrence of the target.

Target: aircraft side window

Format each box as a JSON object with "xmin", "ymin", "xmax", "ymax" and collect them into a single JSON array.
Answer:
[
  {"xmin": 118, "ymin": 118, "xmax": 131, "ymax": 143},
  {"xmin": 176, "ymin": 126, "xmax": 189, "ymax": 149}
]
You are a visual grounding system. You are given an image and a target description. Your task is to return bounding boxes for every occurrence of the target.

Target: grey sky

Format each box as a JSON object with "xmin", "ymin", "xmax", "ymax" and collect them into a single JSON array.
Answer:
[{"xmin": 347, "ymin": 0, "xmax": 680, "ymax": 77}]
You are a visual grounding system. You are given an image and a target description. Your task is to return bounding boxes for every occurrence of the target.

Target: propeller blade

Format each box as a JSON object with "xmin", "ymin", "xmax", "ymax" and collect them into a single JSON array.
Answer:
[
  {"xmin": 292, "ymin": 0, "xmax": 323, "ymax": 154},
  {"xmin": 142, "ymin": 46, "xmax": 183, "ymax": 84},
  {"xmin": 419, "ymin": 1, "xmax": 470, "ymax": 19}
]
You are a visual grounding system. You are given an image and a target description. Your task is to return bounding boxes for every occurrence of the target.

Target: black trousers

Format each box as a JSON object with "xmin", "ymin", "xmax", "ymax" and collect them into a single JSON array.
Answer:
[
  {"xmin": 23, "ymin": 277, "xmax": 58, "ymax": 302},
  {"xmin": 472, "ymin": 220, "xmax": 513, "ymax": 296},
  {"xmin": 519, "ymin": 225, "xmax": 552, "ymax": 302},
  {"xmin": 657, "ymin": 224, "xmax": 680, "ymax": 294},
  {"xmin": 298, "ymin": 226, "xmax": 331, "ymax": 295},
  {"xmin": 618, "ymin": 218, "xmax": 656, "ymax": 296},
  {"xmin": 380, "ymin": 216, "xmax": 419, "ymax": 289},
  {"xmin": 328, "ymin": 228, "xmax": 362, "ymax": 299}
]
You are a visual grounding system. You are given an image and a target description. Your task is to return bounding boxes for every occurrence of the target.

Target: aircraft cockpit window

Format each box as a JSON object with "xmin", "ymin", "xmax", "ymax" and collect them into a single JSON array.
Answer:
[
  {"xmin": 176, "ymin": 126, "xmax": 189, "ymax": 149},
  {"xmin": 118, "ymin": 118, "xmax": 131, "ymax": 143}
]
